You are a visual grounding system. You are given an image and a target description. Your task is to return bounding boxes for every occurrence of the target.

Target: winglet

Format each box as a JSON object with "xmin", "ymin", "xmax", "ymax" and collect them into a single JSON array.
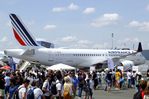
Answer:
[{"xmin": 137, "ymin": 42, "xmax": 142, "ymax": 52}]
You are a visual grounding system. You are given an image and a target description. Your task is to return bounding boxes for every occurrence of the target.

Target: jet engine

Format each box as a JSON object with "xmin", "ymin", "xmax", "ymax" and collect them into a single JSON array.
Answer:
[{"xmin": 120, "ymin": 60, "xmax": 134, "ymax": 71}]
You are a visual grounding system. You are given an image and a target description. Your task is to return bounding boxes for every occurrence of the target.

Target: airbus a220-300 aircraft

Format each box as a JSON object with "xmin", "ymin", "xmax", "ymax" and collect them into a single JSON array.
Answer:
[{"xmin": 4, "ymin": 14, "xmax": 146, "ymax": 68}]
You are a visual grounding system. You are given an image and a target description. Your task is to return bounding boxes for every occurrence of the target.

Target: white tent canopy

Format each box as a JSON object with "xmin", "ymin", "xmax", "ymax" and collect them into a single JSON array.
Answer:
[{"xmin": 47, "ymin": 63, "xmax": 75, "ymax": 70}]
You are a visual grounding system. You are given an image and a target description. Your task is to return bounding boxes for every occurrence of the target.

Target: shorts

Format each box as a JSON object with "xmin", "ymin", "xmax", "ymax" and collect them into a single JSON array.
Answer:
[
  {"xmin": 5, "ymin": 86, "xmax": 10, "ymax": 94},
  {"xmin": 0, "ymin": 89, "xmax": 4, "ymax": 97}
]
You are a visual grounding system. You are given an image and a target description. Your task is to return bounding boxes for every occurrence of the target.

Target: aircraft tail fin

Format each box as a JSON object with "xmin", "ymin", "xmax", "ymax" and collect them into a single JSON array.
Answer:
[
  {"xmin": 9, "ymin": 13, "xmax": 38, "ymax": 46},
  {"xmin": 137, "ymin": 42, "xmax": 142, "ymax": 52}
]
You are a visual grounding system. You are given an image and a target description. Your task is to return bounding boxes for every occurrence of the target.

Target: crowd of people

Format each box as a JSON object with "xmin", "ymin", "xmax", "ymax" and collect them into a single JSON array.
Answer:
[
  {"xmin": 0, "ymin": 68, "xmax": 95, "ymax": 99},
  {"xmin": 0, "ymin": 66, "xmax": 148, "ymax": 99}
]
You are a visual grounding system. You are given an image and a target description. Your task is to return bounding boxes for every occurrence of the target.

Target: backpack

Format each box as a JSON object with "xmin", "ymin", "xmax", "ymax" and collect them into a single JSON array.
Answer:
[
  {"xmin": 26, "ymin": 87, "xmax": 36, "ymax": 99},
  {"xmin": 13, "ymin": 86, "xmax": 23, "ymax": 99},
  {"xmin": 50, "ymin": 82, "xmax": 57, "ymax": 95}
]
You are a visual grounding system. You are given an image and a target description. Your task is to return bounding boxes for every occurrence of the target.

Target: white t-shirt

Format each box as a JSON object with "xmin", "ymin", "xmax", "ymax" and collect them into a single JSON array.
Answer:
[
  {"xmin": 42, "ymin": 80, "xmax": 50, "ymax": 96},
  {"xmin": 56, "ymin": 80, "xmax": 62, "ymax": 91},
  {"xmin": 4, "ymin": 76, "xmax": 10, "ymax": 86},
  {"xmin": 56, "ymin": 80, "xmax": 62, "ymax": 96},
  {"xmin": 18, "ymin": 85, "xmax": 27, "ymax": 99},
  {"xmin": 127, "ymin": 72, "xmax": 132, "ymax": 79},
  {"xmin": 89, "ymin": 79, "xmax": 94, "ymax": 90},
  {"xmin": 34, "ymin": 88, "xmax": 43, "ymax": 99}
]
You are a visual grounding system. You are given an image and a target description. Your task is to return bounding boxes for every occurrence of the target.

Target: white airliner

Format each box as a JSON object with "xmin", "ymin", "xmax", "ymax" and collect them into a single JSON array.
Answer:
[{"xmin": 4, "ymin": 14, "xmax": 146, "ymax": 68}]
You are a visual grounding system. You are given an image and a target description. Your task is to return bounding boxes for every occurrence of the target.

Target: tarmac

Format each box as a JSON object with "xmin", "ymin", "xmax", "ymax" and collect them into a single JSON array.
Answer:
[{"xmin": 75, "ymin": 88, "xmax": 135, "ymax": 99}]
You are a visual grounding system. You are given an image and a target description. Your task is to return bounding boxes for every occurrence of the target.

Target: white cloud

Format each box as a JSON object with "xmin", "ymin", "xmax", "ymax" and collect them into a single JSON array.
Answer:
[
  {"xmin": 78, "ymin": 40, "xmax": 92, "ymax": 45},
  {"xmin": 52, "ymin": 7, "xmax": 66, "ymax": 12},
  {"xmin": 91, "ymin": 13, "xmax": 120, "ymax": 27},
  {"xmin": 68, "ymin": 3, "xmax": 79, "ymax": 10},
  {"xmin": 129, "ymin": 20, "xmax": 149, "ymax": 31},
  {"xmin": 61, "ymin": 36, "xmax": 77, "ymax": 43},
  {"xmin": 129, "ymin": 21, "xmax": 140, "ymax": 27},
  {"xmin": 55, "ymin": 36, "xmax": 95, "ymax": 48},
  {"xmin": 52, "ymin": 3, "xmax": 79, "ymax": 13},
  {"xmin": 0, "ymin": 36, "xmax": 8, "ymax": 42},
  {"xmin": 83, "ymin": 8, "xmax": 95, "ymax": 14},
  {"xmin": 43, "ymin": 25, "xmax": 56, "ymax": 30}
]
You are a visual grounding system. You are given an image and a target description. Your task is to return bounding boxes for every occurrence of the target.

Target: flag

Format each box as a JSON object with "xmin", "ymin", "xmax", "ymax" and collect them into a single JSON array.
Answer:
[
  {"xmin": 8, "ymin": 56, "xmax": 16, "ymax": 71},
  {"xmin": 107, "ymin": 58, "xmax": 114, "ymax": 69}
]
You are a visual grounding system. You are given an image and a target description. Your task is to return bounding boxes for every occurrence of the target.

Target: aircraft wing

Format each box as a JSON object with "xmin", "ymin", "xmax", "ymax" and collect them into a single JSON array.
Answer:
[{"xmin": 22, "ymin": 49, "xmax": 35, "ymax": 56}]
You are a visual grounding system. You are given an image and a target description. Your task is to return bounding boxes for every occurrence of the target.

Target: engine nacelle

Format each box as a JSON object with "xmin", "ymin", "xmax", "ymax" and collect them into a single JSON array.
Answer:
[{"xmin": 120, "ymin": 60, "xmax": 134, "ymax": 71}]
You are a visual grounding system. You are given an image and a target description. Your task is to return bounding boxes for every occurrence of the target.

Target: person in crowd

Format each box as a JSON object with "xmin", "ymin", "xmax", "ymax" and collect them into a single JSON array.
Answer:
[
  {"xmin": 27, "ymin": 73, "xmax": 36, "ymax": 85},
  {"xmin": 28, "ymin": 80, "xmax": 43, "ymax": 99},
  {"xmin": 16, "ymin": 71, "xmax": 24, "ymax": 85},
  {"xmin": 49, "ymin": 71, "xmax": 58, "ymax": 97},
  {"xmin": 105, "ymin": 70, "xmax": 112, "ymax": 92},
  {"xmin": 92, "ymin": 71, "xmax": 98, "ymax": 90},
  {"xmin": 36, "ymin": 74, "xmax": 44, "ymax": 89},
  {"xmin": 8, "ymin": 78, "xmax": 19, "ymax": 99},
  {"xmin": 133, "ymin": 80, "xmax": 147, "ymax": 99},
  {"xmin": 131, "ymin": 71, "xmax": 137, "ymax": 88},
  {"xmin": 136, "ymin": 72, "xmax": 142, "ymax": 92},
  {"xmin": 111, "ymin": 69, "xmax": 116, "ymax": 88},
  {"xmin": 96, "ymin": 71, "xmax": 102, "ymax": 88},
  {"xmin": 127, "ymin": 70, "xmax": 132, "ymax": 88},
  {"xmin": 119, "ymin": 70, "xmax": 124, "ymax": 89},
  {"xmin": 69, "ymin": 71, "xmax": 78, "ymax": 98},
  {"xmin": 147, "ymin": 69, "xmax": 149, "ymax": 80},
  {"xmin": 143, "ymin": 81, "xmax": 149, "ymax": 99},
  {"xmin": 77, "ymin": 72, "xmax": 84, "ymax": 98},
  {"xmin": 84, "ymin": 74, "xmax": 94, "ymax": 99},
  {"xmin": 55, "ymin": 71, "xmax": 63, "ymax": 99},
  {"xmin": 63, "ymin": 76, "xmax": 74, "ymax": 99},
  {"xmin": 115, "ymin": 69, "xmax": 121, "ymax": 90},
  {"xmin": 0, "ymin": 70, "xmax": 5, "ymax": 99},
  {"xmin": 42, "ymin": 75, "xmax": 53, "ymax": 99},
  {"xmin": 101, "ymin": 70, "xmax": 106, "ymax": 87},
  {"xmin": 4, "ymin": 72, "xmax": 11, "ymax": 98},
  {"xmin": 18, "ymin": 79, "xmax": 30, "ymax": 99}
]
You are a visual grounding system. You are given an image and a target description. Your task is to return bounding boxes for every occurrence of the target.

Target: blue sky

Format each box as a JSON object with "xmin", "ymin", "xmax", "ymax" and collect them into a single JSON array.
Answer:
[{"xmin": 0, "ymin": 0, "xmax": 149, "ymax": 50}]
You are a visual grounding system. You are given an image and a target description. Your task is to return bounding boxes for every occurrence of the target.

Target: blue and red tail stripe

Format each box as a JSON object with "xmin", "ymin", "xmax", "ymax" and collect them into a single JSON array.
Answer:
[
  {"xmin": 11, "ymin": 20, "xmax": 30, "ymax": 46},
  {"xmin": 9, "ymin": 14, "xmax": 38, "ymax": 46},
  {"xmin": 13, "ymin": 28, "xmax": 26, "ymax": 46}
]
